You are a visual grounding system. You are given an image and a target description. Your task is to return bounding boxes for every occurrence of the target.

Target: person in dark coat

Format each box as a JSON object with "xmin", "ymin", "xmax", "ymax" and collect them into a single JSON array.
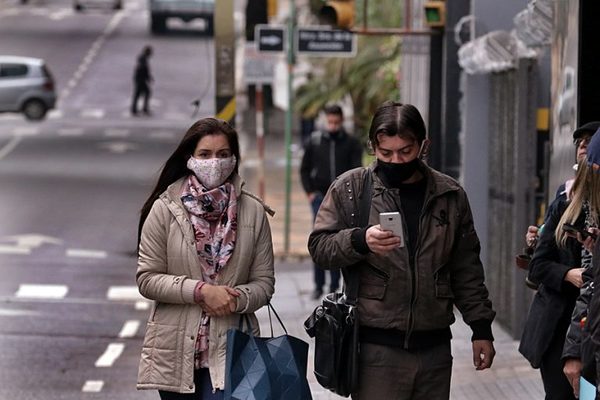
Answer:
[
  {"xmin": 519, "ymin": 155, "xmax": 596, "ymax": 399},
  {"xmin": 300, "ymin": 104, "xmax": 363, "ymax": 299},
  {"xmin": 131, "ymin": 45, "xmax": 153, "ymax": 116},
  {"xmin": 559, "ymin": 130, "xmax": 600, "ymax": 396}
]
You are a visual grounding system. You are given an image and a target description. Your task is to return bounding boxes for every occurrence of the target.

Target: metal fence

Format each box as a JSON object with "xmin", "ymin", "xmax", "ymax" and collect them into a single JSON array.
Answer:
[{"xmin": 485, "ymin": 59, "xmax": 538, "ymax": 338}]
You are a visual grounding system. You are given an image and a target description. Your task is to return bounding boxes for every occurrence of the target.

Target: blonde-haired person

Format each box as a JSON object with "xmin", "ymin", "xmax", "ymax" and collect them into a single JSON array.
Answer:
[
  {"xmin": 135, "ymin": 117, "xmax": 275, "ymax": 399},
  {"xmin": 520, "ymin": 157, "xmax": 599, "ymax": 399}
]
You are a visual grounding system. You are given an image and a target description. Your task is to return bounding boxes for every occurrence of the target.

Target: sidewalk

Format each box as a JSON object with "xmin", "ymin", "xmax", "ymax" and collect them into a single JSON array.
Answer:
[
  {"xmin": 238, "ymin": 114, "xmax": 545, "ymax": 399},
  {"xmin": 259, "ymin": 259, "xmax": 545, "ymax": 400}
]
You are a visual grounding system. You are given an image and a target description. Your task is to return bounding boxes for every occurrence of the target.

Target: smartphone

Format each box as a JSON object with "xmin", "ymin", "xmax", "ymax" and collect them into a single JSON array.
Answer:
[
  {"xmin": 379, "ymin": 212, "xmax": 405, "ymax": 247},
  {"xmin": 563, "ymin": 223, "xmax": 598, "ymax": 240}
]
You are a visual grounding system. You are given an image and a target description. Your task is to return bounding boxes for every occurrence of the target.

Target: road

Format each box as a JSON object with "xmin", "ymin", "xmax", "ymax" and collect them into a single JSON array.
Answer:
[{"xmin": 0, "ymin": 0, "xmax": 214, "ymax": 397}]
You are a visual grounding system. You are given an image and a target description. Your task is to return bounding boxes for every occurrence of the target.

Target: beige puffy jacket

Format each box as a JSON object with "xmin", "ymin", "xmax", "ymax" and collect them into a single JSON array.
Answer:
[{"xmin": 136, "ymin": 175, "xmax": 275, "ymax": 393}]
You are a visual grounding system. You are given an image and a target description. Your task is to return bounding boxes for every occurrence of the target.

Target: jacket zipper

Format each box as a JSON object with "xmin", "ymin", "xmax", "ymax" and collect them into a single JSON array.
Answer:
[
  {"xmin": 388, "ymin": 192, "xmax": 415, "ymax": 349},
  {"xmin": 402, "ymin": 190, "xmax": 435, "ymax": 349}
]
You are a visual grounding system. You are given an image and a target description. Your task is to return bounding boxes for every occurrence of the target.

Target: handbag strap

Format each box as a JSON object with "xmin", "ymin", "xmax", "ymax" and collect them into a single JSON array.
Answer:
[
  {"xmin": 237, "ymin": 303, "xmax": 288, "ymax": 337},
  {"xmin": 342, "ymin": 168, "xmax": 373, "ymax": 306}
]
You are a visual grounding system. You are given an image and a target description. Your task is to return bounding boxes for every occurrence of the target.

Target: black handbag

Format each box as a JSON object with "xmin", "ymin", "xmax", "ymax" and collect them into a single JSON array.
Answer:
[
  {"xmin": 303, "ymin": 169, "xmax": 372, "ymax": 398},
  {"xmin": 224, "ymin": 304, "xmax": 312, "ymax": 400}
]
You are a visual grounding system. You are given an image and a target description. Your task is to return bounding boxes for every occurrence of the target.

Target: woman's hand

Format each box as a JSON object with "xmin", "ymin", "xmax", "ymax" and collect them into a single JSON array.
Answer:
[
  {"xmin": 366, "ymin": 225, "xmax": 402, "ymax": 255},
  {"xmin": 580, "ymin": 227, "xmax": 599, "ymax": 254},
  {"xmin": 564, "ymin": 268, "xmax": 585, "ymax": 288},
  {"xmin": 525, "ymin": 225, "xmax": 539, "ymax": 248},
  {"xmin": 199, "ymin": 284, "xmax": 240, "ymax": 317}
]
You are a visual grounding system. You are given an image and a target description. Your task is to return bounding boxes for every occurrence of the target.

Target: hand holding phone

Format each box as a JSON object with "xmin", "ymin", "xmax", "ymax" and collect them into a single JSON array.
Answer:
[
  {"xmin": 379, "ymin": 212, "xmax": 405, "ymax": 247},
  {"xmin": 563, "ymin": 223, "xmax": 598, "ymax": 241}
]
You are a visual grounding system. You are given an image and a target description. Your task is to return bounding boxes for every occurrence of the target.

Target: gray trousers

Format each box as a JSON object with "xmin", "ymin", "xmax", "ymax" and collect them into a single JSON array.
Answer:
[{"xmin": 352, "ymin": 341, "xmax": 453, "ymax": 400}]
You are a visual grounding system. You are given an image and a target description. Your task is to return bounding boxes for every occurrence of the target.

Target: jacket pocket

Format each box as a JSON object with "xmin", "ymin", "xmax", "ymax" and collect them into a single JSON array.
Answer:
[
  {"xmin": 434, "ymin": 269, "xmax": 454, "ymax": 298},
  {"xmin": 359, "ymin": 264, "xmax": 388, "ymax": 300}
]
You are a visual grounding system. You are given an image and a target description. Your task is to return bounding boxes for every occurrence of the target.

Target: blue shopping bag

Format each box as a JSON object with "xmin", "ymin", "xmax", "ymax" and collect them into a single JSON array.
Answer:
[{"xmin": 224, "ymin": 304, "xmax": 312, "ymax": 400}]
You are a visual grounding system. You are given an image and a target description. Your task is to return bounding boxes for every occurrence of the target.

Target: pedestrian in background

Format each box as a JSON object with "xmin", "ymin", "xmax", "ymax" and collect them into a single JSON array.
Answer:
[
  {"xmin": 135, "ymin": 118, "xmax": 275, "ymax": 399},
  {"xmin": 308, "ymin": 101, "xmax": 496, "ymax": 399},
  {"xmin": 131, "ymin": 45, "xmax": 153, "ymax": 116},
  {"xmin": 300, "ymin": 104, "xmax": 363, "ymax": 300}
]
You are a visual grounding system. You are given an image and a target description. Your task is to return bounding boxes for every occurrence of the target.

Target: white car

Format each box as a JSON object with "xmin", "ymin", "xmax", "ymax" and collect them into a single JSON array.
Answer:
[{"xmin": 0, "ymin": 56, "xmax": 57, "ymax": 121}]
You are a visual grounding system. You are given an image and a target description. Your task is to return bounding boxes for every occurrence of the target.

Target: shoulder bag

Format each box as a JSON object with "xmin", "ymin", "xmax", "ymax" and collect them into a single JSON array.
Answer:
[{"xmin": 303, "ymin": 169, "xmax": 372, "ymax": 398}]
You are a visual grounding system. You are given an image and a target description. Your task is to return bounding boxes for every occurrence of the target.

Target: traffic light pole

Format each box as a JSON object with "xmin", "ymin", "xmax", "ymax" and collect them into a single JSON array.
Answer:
[{"xmin": 283, "ymin": 0, "xmax": 296, "ymax": 255}]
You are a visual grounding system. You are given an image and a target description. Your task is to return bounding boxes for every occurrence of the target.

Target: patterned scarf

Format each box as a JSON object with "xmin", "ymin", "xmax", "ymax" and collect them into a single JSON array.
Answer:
[
  {"xmin": 181, "ymin": 174, "xmax": 237, "ymax": 368},
  {"xmin": 582, "ymin": 201, "xmax": 595, "ymax": 271}
]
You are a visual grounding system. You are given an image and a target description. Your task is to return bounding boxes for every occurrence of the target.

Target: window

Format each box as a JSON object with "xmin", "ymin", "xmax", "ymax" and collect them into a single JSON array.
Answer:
[{"xmin": 0, "ymin": 63, "xmax": 29, "ymax": 78}]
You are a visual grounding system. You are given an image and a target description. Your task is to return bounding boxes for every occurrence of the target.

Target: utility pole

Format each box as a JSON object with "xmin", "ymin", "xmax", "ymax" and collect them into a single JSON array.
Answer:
[
  {"xmin": 215, "ymin": 0, "xmax": 235, "ymax": 124},
  {"xmin": 283, "ymin": 0, "xmax": 296, "ymax": 254}
]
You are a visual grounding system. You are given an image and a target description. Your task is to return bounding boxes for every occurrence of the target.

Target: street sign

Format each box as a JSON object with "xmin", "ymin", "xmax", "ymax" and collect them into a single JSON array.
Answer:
[
  {"xmin": 256, "ymin": 24, "xmax": 286, "ymax": 52},
  {"xmin": 243, "ymin": 43, "xmax": 276, "ymax": 84},
  {"xmin": 296, "ymin": 26, "xmax": 356, "ymax": 57}
]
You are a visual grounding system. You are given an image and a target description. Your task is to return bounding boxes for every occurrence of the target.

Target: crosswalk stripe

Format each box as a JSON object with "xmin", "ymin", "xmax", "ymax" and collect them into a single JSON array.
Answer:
[
  {"xmin": 104, "ymin": 128, "xmax": 130, "ymax": 137},
  {"xmin": 107, "ymin": 286, "xmax": 144, "ymax": 301},
  {"xmin": 15, "ymin": 284, "xmax": 68, "ymax": 299},
  {"xmin": 66, "ymin": 249, "xmax": 107, "ymax": 259},
  {"xmin": 95, "ymin": 343, "xmax": 125, "ymax": 367},
  {"xmin": 135, "ymin": 301, "xmax": 151, "ymax": 310},
  {"xmin": 0, "ymin": 244, "xmax": 30, "ymax": 255},
  {"xmin": 82, "ymin": 380, "xmax": 104, "ymax": 392},
  {"xmin": 118, "ymin": 320, "xmax": 140, "ymax": 338}
]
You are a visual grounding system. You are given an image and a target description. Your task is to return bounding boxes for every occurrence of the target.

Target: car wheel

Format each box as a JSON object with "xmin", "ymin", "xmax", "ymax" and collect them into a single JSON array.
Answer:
[
  {"xmin": 23, "ymin": 99, "xmax": 48, "ymax": 121},
  {"xmin": 74, "ymin": 2, "xmax": 83, "ymax": 11},
  {"xmin": 150, "ymin": 15, "xmax": 166, "ymax": 34},
  {"xmin": 114, "ymin": 0, "xmax": 122, "ymax": 9}
]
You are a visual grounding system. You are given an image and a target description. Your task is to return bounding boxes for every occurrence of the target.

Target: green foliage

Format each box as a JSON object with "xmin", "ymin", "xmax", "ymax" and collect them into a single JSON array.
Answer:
[{"xmin": 295, "ymin": 35, "xmax": 401, "ymax": 141}]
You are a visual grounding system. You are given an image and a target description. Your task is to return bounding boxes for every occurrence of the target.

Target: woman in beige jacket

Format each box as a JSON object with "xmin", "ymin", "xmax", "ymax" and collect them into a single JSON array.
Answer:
[{"xmin": 136, "ymin": 118, "xmax": 275, "ymax": 399}]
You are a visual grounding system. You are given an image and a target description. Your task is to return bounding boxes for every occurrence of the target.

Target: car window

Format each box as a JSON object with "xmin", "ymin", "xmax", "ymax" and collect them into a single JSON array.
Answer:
[{"xmin": 0, "ymin": 63, "xmax": 29, "ymax": 78}]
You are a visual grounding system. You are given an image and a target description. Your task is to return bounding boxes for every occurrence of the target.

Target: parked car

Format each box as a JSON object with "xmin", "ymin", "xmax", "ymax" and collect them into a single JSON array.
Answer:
[
  {"xmin": 0, "ymin": 56, "xmax": 57, "ymax": 121},
  {"xmin": 149, "ymin": 0, "xmax": 214, "ymax": 35}
]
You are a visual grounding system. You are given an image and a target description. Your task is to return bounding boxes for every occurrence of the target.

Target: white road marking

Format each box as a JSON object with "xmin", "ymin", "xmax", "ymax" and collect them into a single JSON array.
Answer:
[
  {"xmin": 65, "ymin": 249, "xmax": 107, "ymax": 259},
  {"xmin": 95, "ymin": 343, "xmax": 125, "ymax": 367},
  {"xmin": 48, "ymin": 109, "xmax": 63, "ymax": 119},
  {"xmin": 15, "ymin": 284, "xmax": 68, "ymax": 299},
  {"xmin": 118, "ymin": 320, "xmax": 140, "ymax": 338},
  {"xmin": 82, "ymin": 380, "xmax": 104, "ymax": 392},
  {"xmin": 99, "ymin": 141, "xmax": 138, "ymax": 154},
  {"xmin": 1, "ymin": 234, "xmax": 62, "ymax": 249},
  {"xmin": 104, "ymin": 128, "xmax": 130, "ymax": 137},
  {"xmin": 81, "ymin": 109, "xmax": 105, "ymax": 119},
  {"xmin": 0, "ymin": 245, "xmax": 31, "ymax": 255},
  {"xmin": 135, "ymin": 301, "xmax": 150, "ymax": 310},
  {"xmin": 0, "ymin": 135, "xmax": 22, "ymax": 161},
  {"xmin": 107, "ymin": 286, "xmax": 144, "ymax": 301},
  {"xmin": 58, "ymin": 10, "xmax": 126, "ymax": 104},
  {"xmin": 0, "ymin": 308, "xmax": 41, "ymax": 317},
  {"xmin": 58, "ymin": 128, "xmax": 84, "ymax": 137},
  {"xmin": 149, "ymin": 131, "xmax": 176, "ymax": 140}
]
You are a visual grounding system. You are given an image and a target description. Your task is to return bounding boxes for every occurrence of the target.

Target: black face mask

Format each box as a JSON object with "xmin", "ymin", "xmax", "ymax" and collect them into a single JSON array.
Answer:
[{"xmin": 378, "ymin": 158, "xmax": 420, "ymax": 186}]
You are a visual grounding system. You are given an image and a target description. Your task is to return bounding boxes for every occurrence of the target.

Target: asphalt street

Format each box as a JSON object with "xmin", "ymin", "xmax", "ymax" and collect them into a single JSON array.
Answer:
[{"xmin": 0, "ymin": 0, "xmax": 213, "ymax": 397}]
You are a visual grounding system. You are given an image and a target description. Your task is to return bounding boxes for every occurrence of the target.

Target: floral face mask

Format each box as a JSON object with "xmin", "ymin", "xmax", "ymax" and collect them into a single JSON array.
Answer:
[{"xmin": 186, "ymin": 156, "xmax": 237, "ymax": 189}]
